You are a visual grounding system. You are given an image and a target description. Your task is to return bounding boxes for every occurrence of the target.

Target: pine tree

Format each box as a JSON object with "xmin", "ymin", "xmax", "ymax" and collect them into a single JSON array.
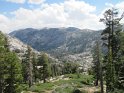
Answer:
[
  {"xmin": 38, "ymin": 53, "xmax": 51, "ymax": 83},
  {"xmin": 0, "ymin": 54, "xmax": 5, "ymax": 93},
  {"xmin": 92, "ymin": 41, "xmax": 100, "ymax": 86},
  {"xmin": 100, "ymin": 8, "xmax": 124, "ymax": 92},
  {"xmin": 117, "ymin": 32, "xmax": 124, "ymax": 89},
  {"xmin": 22, "ymin": 58, "xmax": 28, "ymax": 83},
  {"xmin": 27, "ymin": 46, "xmax": 33, "ymax": 87},
  {"xmin": 22, "ymin": 46, "xmax": 33, "ymax": 87},
  {"xmin": 92, "ymin": 41, "xmax": 104, "ymax": 93},
  {"xmin": 0, "ymin": 31, "xmax": 7, "ymax": 93},
  {"xmin": 4, "ymin": 52, "xmax": 22, "ymax": 93},
  {"xmin": 32, "ymin": 52, "xmax": 38, "ymax": 83},
  {"xmin": 0, "ymin": 32, "xmax": 22, "ymax": 93},
  {"xmin": 51, "ymin": 63, "xmax": 60, "ymax": 77}
]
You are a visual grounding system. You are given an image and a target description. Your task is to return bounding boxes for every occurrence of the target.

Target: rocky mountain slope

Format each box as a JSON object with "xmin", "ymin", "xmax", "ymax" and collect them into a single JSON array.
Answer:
[
  {"xmin": 6, "ymin": 35, "xmax": 38, "ymax": 58},
  {"xmin": 3, "ymin": 34, "xmax": 58, "ymax": 63},
  {"xmin": 10, "ymin": 27, "xmax": 101, "ymax": 56},
  {"xmin": 9, "ymin": 27, "xmax": 102, "ymax": 70}
]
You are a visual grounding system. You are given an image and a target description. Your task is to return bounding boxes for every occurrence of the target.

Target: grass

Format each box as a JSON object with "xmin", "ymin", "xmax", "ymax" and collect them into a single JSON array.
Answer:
[
  {"xmin": 53, "ymin": 85, "xmax": 88, "ymax": 93},
  {"xmin": 64, "ymin": 74, "xmax": 94, "ymax": 85},
  {"xmin": 28, "ymin": 83, "xmax": 54, "ymax": 93},
  {"xmin": 53, "ymin": 84, "xmax": 75, "ymax": 93},
  {"xmin": 22, "ymin": 74, "xmax": 94, "ymax": 93}
]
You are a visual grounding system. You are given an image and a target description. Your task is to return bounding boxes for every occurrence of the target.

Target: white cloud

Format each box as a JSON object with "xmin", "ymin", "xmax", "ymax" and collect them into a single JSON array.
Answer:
[
  {"xmin": 62, "ymin": 0, "xmax": 104, "ymax": 29},
  {"xmin": 104, "ymin": 1, "xmax": 124, "ymax": 23},
  {"xmin": 105, "ymin": 3, "xmax": 114, "ymax": 7},
  {"xmin": 115, "ymin": 1, "xmax": 124, "ymax": 21},
  {"xmin": 104, "ymin": 1, "xmax": 124, "ymax": 13},
  {"xmin": 115, "ymin": 2, "xmax": 124, "ymax": 23},
  {"xmin": 0, "ymin": 14, "xmax": 10, "ymax": 33},
  {"xmin": 116, "ymin": 1, "xmax": 124, "ymax": 10},
  {"xmin": 5, "ymin": 0, "xmax": 124, "ymax": 33},
  {"xmin": 6, "ymin": 0, "xmax": 25, "ymax": 3},
  {"xmin": 28, "ymin": 0, "xmax": 45, "ymax": 4}
]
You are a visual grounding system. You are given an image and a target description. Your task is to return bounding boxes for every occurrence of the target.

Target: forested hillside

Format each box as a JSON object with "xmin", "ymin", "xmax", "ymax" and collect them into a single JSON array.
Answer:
[{"xmin": 10, "ymin": 27, "xmax": 101, "ymax": 56}]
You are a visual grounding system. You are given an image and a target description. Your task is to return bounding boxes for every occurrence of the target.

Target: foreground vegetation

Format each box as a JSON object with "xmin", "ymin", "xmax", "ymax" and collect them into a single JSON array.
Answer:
[
  {"xmin": 22, "ymin": 74, "xmax": 96, "ymax": 93},
  {"xmin": 92, "ymin": 8, "xmax": 124, "ymax": 93}
]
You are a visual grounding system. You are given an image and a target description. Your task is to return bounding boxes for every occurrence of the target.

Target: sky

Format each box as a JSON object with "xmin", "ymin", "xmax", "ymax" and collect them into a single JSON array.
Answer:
[{"xmin": 0, "ymin": 0, "xmax": 124, "ymax": 33}]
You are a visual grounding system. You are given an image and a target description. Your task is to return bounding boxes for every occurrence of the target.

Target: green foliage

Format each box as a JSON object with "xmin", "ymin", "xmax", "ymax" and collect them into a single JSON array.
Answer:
[
  {"xmin": 56, "ymin": 74, "xmax": 94, "ymax": 86},
  {"xmin": 29, "ymin": 83, "xmax": 54, "ymax": 92},
  {"xmin": 38, "ymin": 53, "xmax": 51, "ymax": 83},
  {"xmin": 53, "ymin": 86, "xmax": 88, "ymax": 93},
  {"xmin": 116, "ymin": 32, "xmax": 124, "ymax": 89},
  {"xmin": 32, "ymin": 52, "xmax": 39, "ymax": 82},
  {"xmin": 4, "ymin": 52, "xmax": 22, "ymax": 93},
  {"xmin": 5, "ymin": 52, "xmax": 22, "ymax": 81},
  {"xmin": 0, "ymin": 31, "xmax": 6, "ymax": 46},
  {"xmin": 94, "ymin": 91, "xmax": 101, "ymax": 93},
  {"xmin": 18, "ymin": 84, "xmax": 29, "ymax": 91},
  {"xmin": 108, "ymin": 89, "xmax": 124, "ymax": 93},
  {"xmin": 22, "ymin": 46, "xmax": 33, "ymax": 87},
  {"xmin": 64, "ymin": 74, "xmax": 80, "ymax": 79},
  {"xmin": 73, "ymin": 89, "xmax": 87, "ymax": 93},
  {"xmin": 63, "ymin": 62, "xmax": 79, "ymax": 74},
  {"xmin": 53, "ymin": 85, "xmax": 75, "ymax": 93},
  {"xmin": 91, "ymin": 41, "xmax": 103, "ymax": 87},
  {"xmin": 100, "ymin": 8, "xmax": 124, "ymax": 92},
  {"xmin": 0, "ymin": 31, "xmax": 23, "ymax": 93},
  {"xmin": 23, "ymin": 74, "xmax": 94, "ymax": 93}
]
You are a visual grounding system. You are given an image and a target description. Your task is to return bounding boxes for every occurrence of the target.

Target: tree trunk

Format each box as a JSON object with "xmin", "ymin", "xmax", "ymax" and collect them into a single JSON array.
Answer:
[{"xmin": 43, "ymin": 78, "xmax": 46, "ymax": 83}]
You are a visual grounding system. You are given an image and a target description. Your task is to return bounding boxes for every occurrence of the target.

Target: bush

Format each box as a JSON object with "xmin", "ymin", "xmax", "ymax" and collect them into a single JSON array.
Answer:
[
  {"xmin": 53, "ymin": 84, "xmax": 75, "ymax": 93},
  {"xmin": 73, "ymin": 89, "xmax": 88, "ymax": 93},
  {"xmin": 29, "ymin": 83, "xmax": 54, "ymax": 92},
  {"xmin": 108, "ymin": 89, "xmax": 124, "ymax": 93},
  {"xmin": 18, "ymin": 84, "xmax": 28, "ymax": 92},
  {"xmin": 73, "ymin": 89, "xmax": 82, "ymax": 93},
  {"xmin": 94, "ymin": 91, "xmax": 101, "ymax": 93}
]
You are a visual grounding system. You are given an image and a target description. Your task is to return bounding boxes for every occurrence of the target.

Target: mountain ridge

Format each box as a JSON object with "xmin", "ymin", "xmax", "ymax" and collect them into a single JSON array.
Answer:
[
  {"xmin": 9, "ymin": 27, "xmax": 102, "ymax": 71},
  {"xmin": 10, "ymin": 27, "xmax": 101, "ymax": 55}
]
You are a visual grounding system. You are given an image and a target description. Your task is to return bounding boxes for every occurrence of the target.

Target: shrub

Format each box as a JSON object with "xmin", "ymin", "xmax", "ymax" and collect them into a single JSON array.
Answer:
[
  {"xmin": 73, "ymin": 89, "xmax": 82, "ymax": 93},
  {"xmin": 108, "ymin": 89, "xmax": 124, "ymax": 93}
]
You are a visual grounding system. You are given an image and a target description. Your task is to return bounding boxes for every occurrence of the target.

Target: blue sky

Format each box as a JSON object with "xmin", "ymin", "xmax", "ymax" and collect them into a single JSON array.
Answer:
[
  {"xmin": 0, "ymin": 0, "xmax": 64, "ymax": 14},
  {"xmin": 0, "ymin": 0, "xmax": 123, "ymax": 14},
  {"xmin": 0, "ymin": 0, "xmax": 124, "ymax": 33}
]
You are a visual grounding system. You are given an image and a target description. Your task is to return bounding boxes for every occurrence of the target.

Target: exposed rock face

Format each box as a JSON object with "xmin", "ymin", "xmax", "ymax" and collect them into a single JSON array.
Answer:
[
  {"xmin": 7, "ymin": 35, "xmax": 60, "ymax": 63},
  {"xmin": 6, "ymin": 35, "xmax": 38, "ymax": 59},
  {"xmin": 7, "ymin": 35, "xmax": 27, "ymax": 52},
  {"xmin": 63, "ymin": 52, "xmax": 93, "ymax": 71}
]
